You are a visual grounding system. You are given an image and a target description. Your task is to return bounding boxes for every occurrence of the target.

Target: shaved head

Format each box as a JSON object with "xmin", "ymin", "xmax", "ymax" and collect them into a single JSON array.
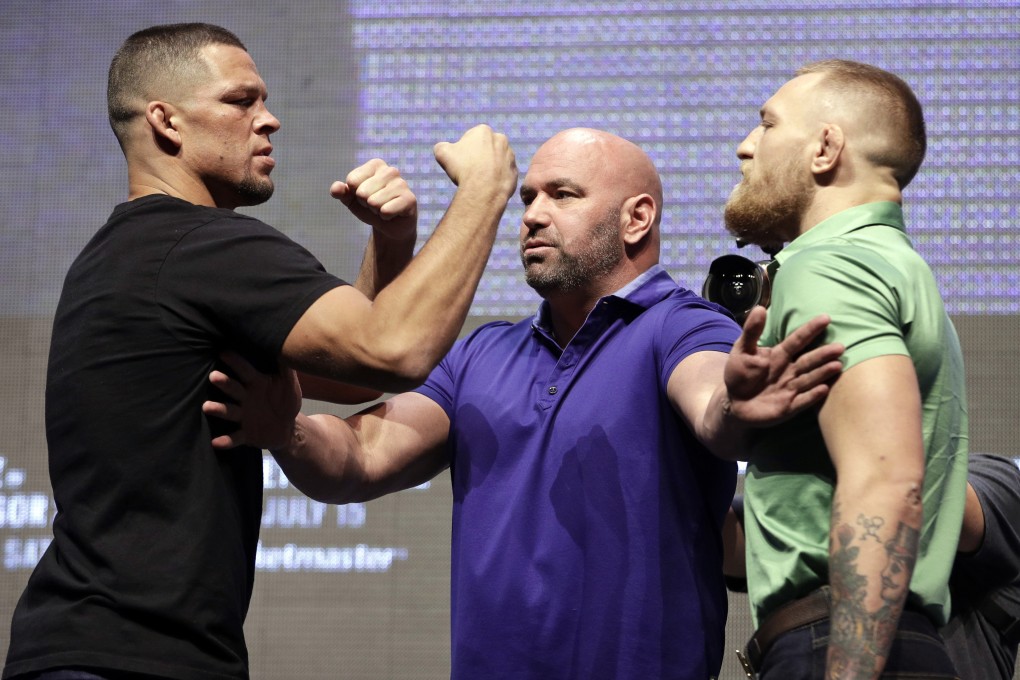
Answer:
[
  {"xmin": 796, "ymin": 59, "xmax": 926, "ymax": 189},
  {"xmin": 533, "ymin": 128, "xmax": 664, "ymax": 230},
  {"xmin": 108, "ymin": 23, "xmax": 247, "ymax": 150},
  {"xmin": 519, "ymin": 128, "xmax": 664, "ymax": 300}
]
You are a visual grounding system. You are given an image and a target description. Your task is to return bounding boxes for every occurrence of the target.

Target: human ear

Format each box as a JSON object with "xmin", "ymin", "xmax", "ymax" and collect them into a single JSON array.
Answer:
[
  {"xmin": 144, "ymin": 101, "xmax": 182, "ymax": 151},
  {"xmin": 811, "ymin": 123, "xmax": 844, "ymax": 175},
  {"xmin": 621, "ymin": 194, "xmax": 656, "ymax": 245}
]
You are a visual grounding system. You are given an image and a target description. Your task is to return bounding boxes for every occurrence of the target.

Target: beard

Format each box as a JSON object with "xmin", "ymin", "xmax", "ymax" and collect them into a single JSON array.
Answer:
[
  {"xmin": 235, "ymin": 170, "xmax": 275, "ymax": 206},
  {"xmin": 521, "ymin": 208, "xmax": 623, "ymax": 296},
  {"xmin": 723, "ymin": 157, "xmax": 812, "ymax": 248}
]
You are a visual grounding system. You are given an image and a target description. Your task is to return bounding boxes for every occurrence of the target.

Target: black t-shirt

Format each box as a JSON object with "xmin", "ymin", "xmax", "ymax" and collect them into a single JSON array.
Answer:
[{"xmin": 4, "ymin": 196, "xmax": 345, "ymax": 680}]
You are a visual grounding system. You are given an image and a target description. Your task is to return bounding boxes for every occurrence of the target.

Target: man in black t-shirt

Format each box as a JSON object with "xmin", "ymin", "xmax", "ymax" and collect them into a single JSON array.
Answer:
[{"xmin": 3, "ymin": 22, "xmax": 518, "ymax": 680}]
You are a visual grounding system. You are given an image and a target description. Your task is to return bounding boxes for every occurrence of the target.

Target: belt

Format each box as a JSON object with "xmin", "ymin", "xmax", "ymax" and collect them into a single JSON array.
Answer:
[
  {"xmin": 737, "ymin": 586, "xmax": 833, "ymax": 677},
  {"xmin": 978, "ymin": 594, "xmax": 1020, "ymax": 646}
]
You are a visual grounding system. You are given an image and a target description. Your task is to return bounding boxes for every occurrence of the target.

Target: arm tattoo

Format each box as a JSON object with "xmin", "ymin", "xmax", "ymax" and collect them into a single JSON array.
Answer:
[
  {"xmin": 826, "ymin": 500, "xmax": 919, "ymax": 679},
  {"xmin": 857, "ymin": 514, "xmax": 884, "ymax": 542}
]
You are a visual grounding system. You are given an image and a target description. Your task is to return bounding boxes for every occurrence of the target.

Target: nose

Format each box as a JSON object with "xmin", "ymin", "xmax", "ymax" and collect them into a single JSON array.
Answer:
[
  {"xmin": 255, "ymin": 102, "xmax": 281, "ymax": 135},
  {"xmin": 736, "ymin": 127, "xmax": 760, "ymax": 160},
  {"xmin": 521, "ymin": 194, "xmax": 550, "ymax": 233}
]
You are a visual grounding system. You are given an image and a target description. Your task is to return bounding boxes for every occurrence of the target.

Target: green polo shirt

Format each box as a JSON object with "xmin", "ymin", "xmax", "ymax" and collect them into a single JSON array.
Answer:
[{"xmin": 744, "ymin": 201, "xmax": 969, "ymax": 628}]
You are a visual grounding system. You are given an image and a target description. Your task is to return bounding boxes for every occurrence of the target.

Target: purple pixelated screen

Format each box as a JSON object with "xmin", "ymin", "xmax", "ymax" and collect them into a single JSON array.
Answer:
[
  {"xmin": 351, "ymin": 1, "xmax": 1020, "ymax": 316},
  {"xmin": 0, "ymin": 2, "xmax": 1016, "ymax": 318}
]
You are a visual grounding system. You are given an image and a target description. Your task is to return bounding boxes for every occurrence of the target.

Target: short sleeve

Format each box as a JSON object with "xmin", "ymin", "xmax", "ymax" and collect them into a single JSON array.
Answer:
[
  {"xmin": 767, "ymin": 245, "xmax": 909, "ymax": 370},
  {"xmin": 158, "ymin": 215, "xmax": 345, "ymax": 368},
  {"xmin": 413, "ymin": 321, "xmax": 512, "ymax": 420},
  {"xmin": 414, "ymin": 352, "xmax": 458, "ymax": 420},
  {"xmin": 657, "ymin": 300, "xmax": 741, "ymax": 393}
]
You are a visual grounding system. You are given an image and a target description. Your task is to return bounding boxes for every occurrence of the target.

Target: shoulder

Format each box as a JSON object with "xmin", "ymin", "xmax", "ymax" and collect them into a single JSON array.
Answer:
[
  {"xmin": 132, "ymin": 196, "xmax": 288, "ymax": 241},
  {"xmin": 779, "ymin": 240, "xmax": 896, "ymax": 289},
  {"xmin": 188, "ymin": 210, "xmax": 286, "ymax": 241},
  {"xmin": 969, "ymin": 454, "xmax": 1020, "ymax": 506},
  {"xmin": 646, "ymin": 288, "xmax": 741, "ymax": 340},
  {"xmin": 450, "ymin": 319, "xmax": 527, "ymax": 355}
]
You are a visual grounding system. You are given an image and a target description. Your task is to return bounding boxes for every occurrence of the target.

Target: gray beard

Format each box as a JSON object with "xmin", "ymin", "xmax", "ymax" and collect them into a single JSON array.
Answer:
[{"xmin": 522, "ymin": 212, "xmax": 622, "ymax": 296}]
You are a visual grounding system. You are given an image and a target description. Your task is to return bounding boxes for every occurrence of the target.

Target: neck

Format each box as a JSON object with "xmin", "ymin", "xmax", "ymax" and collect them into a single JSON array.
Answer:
[
  {"xmin": 544, "ymin": 293, "xmax": 601, "ymax": 347},
  {"xmin": 541, "ymin": 266, "xmax": 651, "ymax": 346},
  {"xmin": 127, "ymin": 161, "xmax": 221, "ymax": 209},
  {"xmin": 796, "ymin": 183, "xmax": 902, "ymax": 237}
]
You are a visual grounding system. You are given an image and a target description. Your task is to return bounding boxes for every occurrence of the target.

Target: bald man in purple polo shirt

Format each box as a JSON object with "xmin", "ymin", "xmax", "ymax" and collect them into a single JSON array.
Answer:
[{"xmin": 208, "ymin": 128, "xmax": 843, "ymax": 680}]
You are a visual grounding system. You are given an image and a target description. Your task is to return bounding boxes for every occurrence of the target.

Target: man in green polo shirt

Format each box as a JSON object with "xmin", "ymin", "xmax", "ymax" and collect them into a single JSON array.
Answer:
[{"xmin": 722, "ymin": 59, "xmax": 968, "ymax": 679}]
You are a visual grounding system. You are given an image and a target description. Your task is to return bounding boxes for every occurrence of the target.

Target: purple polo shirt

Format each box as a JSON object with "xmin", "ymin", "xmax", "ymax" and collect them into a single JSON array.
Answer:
[{"xmin": 416, "ymin": 266, "xmax": 739, "ymax": 680}]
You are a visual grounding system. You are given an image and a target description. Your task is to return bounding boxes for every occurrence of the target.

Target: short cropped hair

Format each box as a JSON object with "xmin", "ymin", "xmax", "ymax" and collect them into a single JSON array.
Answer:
[
  {"xmin": 797, "ymin": 59, "xmax": 927, "ymax": 189},
  {"xmin": 107, "ymin": 23, "xmax": 246, "ymax": 147}
]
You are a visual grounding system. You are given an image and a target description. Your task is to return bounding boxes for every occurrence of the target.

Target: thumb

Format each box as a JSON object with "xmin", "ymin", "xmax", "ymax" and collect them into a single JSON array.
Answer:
[
  {"xmin": 735, "ymin": 305, "xmax": 767, "ymax": 355},
  {"xmin": 433, "ymin": 142, "xmax": 459, "ymax": 184},
  {"xmin": 329, "ymin": 181, "xmax": 354, "ymax": 206}
]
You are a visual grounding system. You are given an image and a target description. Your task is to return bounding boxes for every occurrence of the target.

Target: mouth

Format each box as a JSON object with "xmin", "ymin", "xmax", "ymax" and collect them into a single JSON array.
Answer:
[
  {"xmin": 521, "ymin": 244, "xmax": 555, "ymax": 262},
  {"xmin": 255, "ymin": 147, "xmax": 275, "ymax": 170},
  {"xmin": 522, "ymin": 237, "xmax": 553, "ymax": 252}
]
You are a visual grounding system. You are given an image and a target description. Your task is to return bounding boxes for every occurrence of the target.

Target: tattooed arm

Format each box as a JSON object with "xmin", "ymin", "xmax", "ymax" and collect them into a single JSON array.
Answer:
[{"xmin": 818, "ymin": 354, "xmax": 925, "ymax": 680}]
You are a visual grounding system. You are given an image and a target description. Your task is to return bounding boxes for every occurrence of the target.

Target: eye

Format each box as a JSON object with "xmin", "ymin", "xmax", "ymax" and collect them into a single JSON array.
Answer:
[{"xmin": 555, "ymin": 189, "xmax": 578, "ymax": 200}]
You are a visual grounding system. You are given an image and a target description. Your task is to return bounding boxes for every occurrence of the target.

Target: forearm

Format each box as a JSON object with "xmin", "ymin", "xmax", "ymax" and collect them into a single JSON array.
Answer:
[
  {"xmin": 816, "ymin": 355, "xmax": 926, "ymax": 679},
  {"xmin": 350, "ymin": 181, "xmax": 506, "ymax": 378},
  {"xmin": 352, "ymin": 227, "xmax": 416, "ymax": 299},
  {"xmin": 826, "ymin": 475, "xmax": 922, "ymax": 679},
  {"xmin": 697, "ymin": 384, "xmax": 753, "ymax": 461},
  {"xmin": 284, "ymin": 182, "xmax": 508, "ymax": 392},
  {"xmin": 297, "ymin": 371, "xmax": 383, "ymax": 405},
  {"xmin": 271, "ymin": 394, "xmax": 451, "ymax": 504}
]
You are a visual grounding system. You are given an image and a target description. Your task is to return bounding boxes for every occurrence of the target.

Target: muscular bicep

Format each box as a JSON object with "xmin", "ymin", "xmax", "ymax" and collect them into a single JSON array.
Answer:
[
  {"xmin": 282, "ymin": 284, "xmax": 430, "ymax": 392},
  {"xmin": 346, "ymin": 391, "xmax": 453, "ymax": 499},
  {"xmin": 818, "ymin": 354, "xmax": 924, "ymax": 492}
]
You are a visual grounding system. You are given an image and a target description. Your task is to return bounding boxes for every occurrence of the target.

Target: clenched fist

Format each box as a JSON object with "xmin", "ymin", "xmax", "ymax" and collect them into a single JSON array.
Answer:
[
  {"xmin": 330, "ymin": 159, "xmax": 417, "ymax": 239},
  {"xmin": 434, "ymin": 124, "xmax": 518, "ymax": 201}
]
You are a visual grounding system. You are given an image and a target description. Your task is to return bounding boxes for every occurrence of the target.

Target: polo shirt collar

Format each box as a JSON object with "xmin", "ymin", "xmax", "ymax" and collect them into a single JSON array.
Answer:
[
  {"xmin": 775, "ymin": 201, "xmax": 906, "ymax": 267},
  {"xmin": 532, "ymin": 264, "xmax": 676, "ymax": 333}
]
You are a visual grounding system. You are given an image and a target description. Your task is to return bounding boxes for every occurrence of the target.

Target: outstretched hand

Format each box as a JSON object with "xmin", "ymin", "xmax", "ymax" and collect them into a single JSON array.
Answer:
[
  {"xmin": 724, "ymin": 306, "xmax": 844, "ymax": 426},
  {"xmin": 202, "ymin": 352, "xmax": 302, "ymax": 451},
  {"xmin": 330, "ymin": 159, "xmax": 417, "ymax": 240}
]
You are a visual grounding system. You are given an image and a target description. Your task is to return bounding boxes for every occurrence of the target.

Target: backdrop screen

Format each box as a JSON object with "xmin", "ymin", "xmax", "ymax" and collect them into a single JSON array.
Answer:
[{"xmin": 1, "ymin": 2, "xmax": 1017, "ymax": 678}]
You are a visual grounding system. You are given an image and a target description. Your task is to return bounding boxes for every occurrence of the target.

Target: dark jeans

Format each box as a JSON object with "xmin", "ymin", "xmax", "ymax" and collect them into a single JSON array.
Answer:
[
  {"xmin": 758, "ymin": 610, "xmax": 959, "ymax": 679},
  {"xmin": 15, "ymin": 670, "xmax": 171, "ymax": 680}
]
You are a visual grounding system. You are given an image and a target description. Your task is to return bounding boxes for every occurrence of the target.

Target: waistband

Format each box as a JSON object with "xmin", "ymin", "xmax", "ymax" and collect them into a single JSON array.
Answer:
[{"xmin": 737, "ymin": 586, "xmax": 933, "ymax": 677}]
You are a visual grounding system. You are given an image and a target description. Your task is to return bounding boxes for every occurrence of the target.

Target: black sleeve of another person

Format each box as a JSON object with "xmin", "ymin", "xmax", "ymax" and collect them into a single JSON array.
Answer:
[{"xmin": 941, "ymin": 453, "xmax": 1020, "ymax": 680}]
